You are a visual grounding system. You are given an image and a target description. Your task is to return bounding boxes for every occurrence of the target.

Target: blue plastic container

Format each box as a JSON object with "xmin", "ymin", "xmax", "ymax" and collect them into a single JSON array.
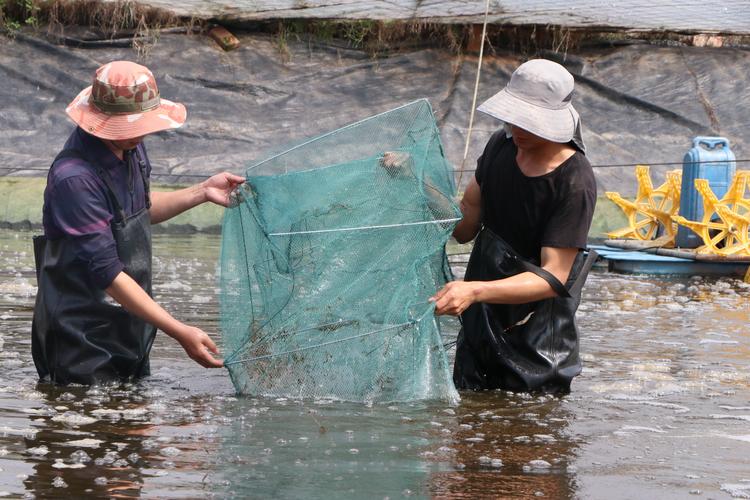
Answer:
[{"xmin": 676, "ymin": 136, "xmax": 736, "ymax": 248}]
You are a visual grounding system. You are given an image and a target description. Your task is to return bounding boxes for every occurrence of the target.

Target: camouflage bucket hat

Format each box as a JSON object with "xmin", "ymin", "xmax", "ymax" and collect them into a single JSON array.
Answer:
[{"xmin": 66, "ymin": 60, "xmax": 186, "ymax": 140}]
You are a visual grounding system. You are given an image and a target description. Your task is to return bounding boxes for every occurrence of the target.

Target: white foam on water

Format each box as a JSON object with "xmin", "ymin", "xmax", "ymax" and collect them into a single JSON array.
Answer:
[
  {"xmin": 534, "ymin": 434, "xmax": 557, "ymax": 443},
  {"xmin": 122, "ymin": 408, "xmax": 148, "ymax": 420},
  {"xmin": 720, "ymin": 406, "xmax": 750, "ymax": 411},
  {"xmin": 51, "ymin": 411, "xmax": 97, "ymax": 426},
  {"xmin": 524, "ymin": 460, "xmax": 552, "ymax": 472},
  {"xmin": 700, "ymin": 339, "xmax": 739, "ymax": 345},
  {"xmin": 619, "ymin": 426, "xmax": 666, "ymax": 433},
  {"xmin": 645, "ymin": 340, "xmax": 685, "ymax": 347},
  {"xmin": 52, "ymin": 459, "xmax": 85, "ymax": 469},
  {"xmin": 626, "ymin": 400, "xmax": 691, "ymax": 413},
  {"xmin": 720, "ymin": 483, "xmax": 750, "ymax": 499},
  {"xmin": 70, "ymin": 450, "xmax": 92, "ymax": 463},
  {"xmin": 140, "ymin": 469, "xmax": 168, "ymax": 477},
  {"xmin": 51, "ymin": 477, "xmax": 67, "ymax": 488},
  {"xmin": 90, "ymin": 409, "xmax": 121, "ymax": 421},
  {"xmin": 63, "ymin": 439, "xmax": 103, "ymax": 448},
  {"xmin": 57, "ymin": 392, "xmax": 76, "ymax": 401},
  {"xmin": 0, "ymin": 426, "xmax": 38, "ymax": 439},
  {"xmin": 26, "ymin": 446, "xmax": 49, "ymax": 456},
  {"xmin": 589, "ymin": 382, "xmax": 646, "ymax": 395},
  {"xmin": 21, "ymin": 406, "xmax": 57, "ymax": 416},
  {"xmin": 157, "ymin": 280, "xmax": 192, "ymax": 291},
  {"xmin": 711, "ymin": 414, "xmax": 750, "ymax": 422},
  {"xmin": 706, "ymin": 332, "xmax": 731, "ymax": 338},
  {"xmin": 160, "ymin": 446, "xmax": 181, "ymax": 457},
  {"xmin": 646, "ymin": 383, "xmax": 688, "ymax": 397},
  {"xmin": 719, "ymin": 434, "xmax": 750, "ymax": 443}
]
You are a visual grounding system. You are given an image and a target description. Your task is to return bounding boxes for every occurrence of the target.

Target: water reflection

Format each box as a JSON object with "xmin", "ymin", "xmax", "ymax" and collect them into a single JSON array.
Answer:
[
  {"xmin": 22, "ymin": 403, "xmax": 146, "ymax": 496},
  {"xmin": 0, "ymin": 232, "xmax": 749, "ymax": 498},
  {"xmin": 427, "ymin": 391, "xmax": 576, "ymax": 499},
  {"xmin": 16, "ymin": 381, "xmax": 218, "ymax": 498}
]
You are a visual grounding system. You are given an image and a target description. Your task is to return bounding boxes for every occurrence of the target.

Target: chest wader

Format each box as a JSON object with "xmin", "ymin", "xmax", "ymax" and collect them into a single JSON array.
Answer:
[
  {"xmin": 453, "ymin": 228, "xmax": 597, "ymax": 393},
  {"xmin": 31, "ymin": 149, "xmax": 155, "ymax": 385}
]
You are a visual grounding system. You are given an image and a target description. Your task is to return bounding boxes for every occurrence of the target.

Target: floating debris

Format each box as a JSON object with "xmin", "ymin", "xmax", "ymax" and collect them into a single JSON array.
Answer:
[
  {"xmin": 51, "ymin": 477, "xmax": 67, "ymax": 488},
  {"xmin": 26, "ymin": 446, "xmax": 49, "ymax": 456},
  {"xmin": 51, "ymin": 411, "xmax": 97, "ymax": 426},
  {"xmin": 52, "ymin": 459, "xmax": 85, "ymax": 469},
  {"xmin": 63, "ymin": 439, "xmax": 103, "ymax": 449}
]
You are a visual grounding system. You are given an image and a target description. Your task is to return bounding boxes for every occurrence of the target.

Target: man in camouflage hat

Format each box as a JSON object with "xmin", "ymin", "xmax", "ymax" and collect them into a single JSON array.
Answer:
[{"xmin": 32, "ymin": 61, "xmax": 245, "ymax": 385}]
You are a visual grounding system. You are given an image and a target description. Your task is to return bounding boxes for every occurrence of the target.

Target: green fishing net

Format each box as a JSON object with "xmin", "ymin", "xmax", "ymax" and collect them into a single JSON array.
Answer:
[{"xmin": 219, "ymin": 99, "xmax": 460, "ymax": 403}]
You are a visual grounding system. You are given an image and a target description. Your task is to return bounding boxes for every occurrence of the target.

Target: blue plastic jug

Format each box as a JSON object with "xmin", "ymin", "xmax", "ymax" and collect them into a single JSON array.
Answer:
[{"xmin": 676, "ymin": 136, "xmax": 736, "ymax": 248}]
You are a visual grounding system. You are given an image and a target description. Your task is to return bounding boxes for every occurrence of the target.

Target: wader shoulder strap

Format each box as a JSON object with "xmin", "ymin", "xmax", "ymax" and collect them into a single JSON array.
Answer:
[
  {"xmin": 54, "ymin": 148, "xmax": 128, "ymax": 223},
  {"xmin": 484, "ymin": 228, "xmax": 581, "ymax": 299},
  {"xmin": 509, "ymin": 254, "xmax": 571, "ymax": 298},
  {"xmin": 512, "ymin": 248, "xmax": 599, "ymax": 298},
  {"xmin": 569, "ymin": 248, "xmax": 599, "ymax": 296},
  {"xmin": 132, "ymin": 147, "xmax": 151, "ymax": 209}
]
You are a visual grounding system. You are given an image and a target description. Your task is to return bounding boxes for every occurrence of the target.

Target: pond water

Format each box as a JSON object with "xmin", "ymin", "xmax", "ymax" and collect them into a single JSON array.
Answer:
[{"xmin": 0, "ymin": 231, "xmax": 749, "ymax": 499}]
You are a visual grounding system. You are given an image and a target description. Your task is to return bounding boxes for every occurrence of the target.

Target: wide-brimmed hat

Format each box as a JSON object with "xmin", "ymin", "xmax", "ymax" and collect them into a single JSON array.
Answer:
[
  {"xmin": 477, "ymin": 59, "xmax": 581, "ymax": 144},
  {"xmin": 66, "ymin": 61, "xmax": 186, "ymax": 140}
]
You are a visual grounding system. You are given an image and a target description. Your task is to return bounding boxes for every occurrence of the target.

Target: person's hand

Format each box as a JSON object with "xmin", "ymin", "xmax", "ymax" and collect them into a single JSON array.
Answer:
[
  {"xmin": 380, "ymin": 151, "xmax": 412, "ymax": 178},
  {"xmin": 173, "ymin": 325, "xmax": 224, "ymax": 368},
  {"xmin": 202, "ymin": 172, "xmax": 245, "ymax": 207},
  {"xmin": 430, "ymin": 280, "xmax": 481, "ymax": 316}
]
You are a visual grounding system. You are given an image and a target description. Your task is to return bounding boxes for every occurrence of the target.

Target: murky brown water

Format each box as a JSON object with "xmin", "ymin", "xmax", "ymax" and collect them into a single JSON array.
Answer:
[{"xmin": 0, "ymin": 231, "xmax": 749, "ymax": 499}]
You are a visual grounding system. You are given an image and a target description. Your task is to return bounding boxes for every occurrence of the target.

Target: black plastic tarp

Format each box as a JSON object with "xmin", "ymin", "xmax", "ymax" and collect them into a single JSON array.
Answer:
[{"xmin": 1, "ymin": 30, "xmax": 748, "ymax": 194}]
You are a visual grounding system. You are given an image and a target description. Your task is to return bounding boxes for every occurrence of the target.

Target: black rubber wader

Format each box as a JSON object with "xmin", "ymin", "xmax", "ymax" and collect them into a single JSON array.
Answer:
[
  {"xmin": 453, "ymin": 228, "xmax": 597, "ymax": 393},
  {"xmin": 31, "ymin": 149, "xmax": 155, "ymax": 385}
]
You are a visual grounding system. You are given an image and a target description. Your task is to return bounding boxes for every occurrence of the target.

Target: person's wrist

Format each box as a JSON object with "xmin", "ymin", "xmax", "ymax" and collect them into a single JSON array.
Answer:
[
  {"xmin": 471, "ymin": 281, "xmax": 485, "ymax": 303},
  {"xmin": 197, "ymin": 181, "xmax": 210, "ymax": 204},
  {"xmin": 163, "ymin": 319, "xmax": 189, "ymax": 343}
]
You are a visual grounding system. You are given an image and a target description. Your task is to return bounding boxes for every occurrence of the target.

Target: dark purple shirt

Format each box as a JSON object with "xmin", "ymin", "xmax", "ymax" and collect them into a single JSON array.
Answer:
[{"xmin": 43, "ymin": 127, "xmax": 152, "ymax": 289}]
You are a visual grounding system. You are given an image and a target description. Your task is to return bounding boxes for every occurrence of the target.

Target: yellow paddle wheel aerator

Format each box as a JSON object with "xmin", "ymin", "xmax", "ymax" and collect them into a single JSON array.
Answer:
[
  {"xmin": 605, "ymin": 165, "xmax": 682, "ymax": 247},
  {"xmin": 672, "ymin": 171, "xmax": 750, "ymax": 256}
]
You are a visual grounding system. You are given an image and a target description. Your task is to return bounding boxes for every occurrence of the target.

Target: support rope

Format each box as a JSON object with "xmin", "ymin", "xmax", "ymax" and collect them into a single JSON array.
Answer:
[{"xmin": 456, "ymin": 0, "xmax": 491, "ymax": 191}]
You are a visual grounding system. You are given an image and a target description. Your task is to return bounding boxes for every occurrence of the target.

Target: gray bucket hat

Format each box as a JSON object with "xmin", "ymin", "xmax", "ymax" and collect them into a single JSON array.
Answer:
[{"xmin": 477, "ymin": 59, "xmax": 585, "ymax": 151}]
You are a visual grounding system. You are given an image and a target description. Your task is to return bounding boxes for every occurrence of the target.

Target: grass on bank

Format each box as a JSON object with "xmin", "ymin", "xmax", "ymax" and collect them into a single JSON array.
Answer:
[
  {"xmin": 0, "ymin": 177, "xmax": 224, "ymax": 232},
  {"xmin": 4, "ymin": 0, "xmax": 749, "ymax": 64}
]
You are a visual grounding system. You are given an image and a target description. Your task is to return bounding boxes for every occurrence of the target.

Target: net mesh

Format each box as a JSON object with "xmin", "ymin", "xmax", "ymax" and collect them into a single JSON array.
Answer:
[{"xmin": 219, "ymin": 99, "xmax": 461, "ymax": 403}]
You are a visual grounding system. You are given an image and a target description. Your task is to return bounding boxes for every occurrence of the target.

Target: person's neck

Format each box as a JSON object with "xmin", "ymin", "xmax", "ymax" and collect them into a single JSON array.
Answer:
[
  {"xmin": 102, "ymin": 140, "xmax": 125, "ymax": 161},
  {"xmin": 516, "ymin": 141, "xmax": 576, "ymax": 177}
]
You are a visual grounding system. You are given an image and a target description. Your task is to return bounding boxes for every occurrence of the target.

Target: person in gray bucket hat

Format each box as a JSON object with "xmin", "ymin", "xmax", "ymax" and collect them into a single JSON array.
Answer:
[{"xmin": 431, "ymin": 58, "xmax": 598, "ymax": 394}]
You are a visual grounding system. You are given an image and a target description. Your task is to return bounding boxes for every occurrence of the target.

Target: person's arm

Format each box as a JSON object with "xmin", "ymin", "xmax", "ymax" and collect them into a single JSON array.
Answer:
[
  {"xmin": 430, "ymin": 246, "xmax": 579, "ymax": 316},
  {"xmin": 106, "ymin": 271, "xmax": 223, "ymax": 367},
  {"xmin": 379, "ymin": 152, "xmax": 459, "ymax": 223},
  {"xmin": 150, "ymin": 172, "xmax": 245, "ymax": 224},
  {"xmin": 452, "ymin": 177, "xmax": 482, "ymax": 243}
]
